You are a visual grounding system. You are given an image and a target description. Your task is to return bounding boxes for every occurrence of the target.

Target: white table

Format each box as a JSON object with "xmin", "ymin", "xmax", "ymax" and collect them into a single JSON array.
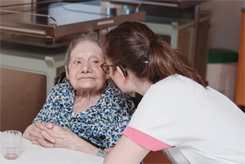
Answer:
[{"xmin": 0, "ymin": 136, "xmax": 104, "ymax": 164}]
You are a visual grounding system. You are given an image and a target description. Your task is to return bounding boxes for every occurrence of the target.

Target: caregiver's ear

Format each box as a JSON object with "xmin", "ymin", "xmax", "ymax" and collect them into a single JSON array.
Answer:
[{"xmin": 116, "ymin": 66, "xmax": 127, "ymax": 82}]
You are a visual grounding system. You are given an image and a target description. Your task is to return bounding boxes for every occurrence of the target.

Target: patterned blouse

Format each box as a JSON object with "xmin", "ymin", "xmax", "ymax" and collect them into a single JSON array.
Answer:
[{"xmin": 33, "ymin": 81, "xmax": 135, "ymax": 149}]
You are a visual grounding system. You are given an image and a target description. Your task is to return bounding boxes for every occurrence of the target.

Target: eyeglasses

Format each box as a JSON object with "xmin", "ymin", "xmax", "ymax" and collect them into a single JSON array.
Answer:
[
  {"xmin": 100, "ymin": 63, "xmax": 116, "ymax": 74},
  {"xmin": 100, "ymin": 63, "xmax": 128, "ymax": 77}
]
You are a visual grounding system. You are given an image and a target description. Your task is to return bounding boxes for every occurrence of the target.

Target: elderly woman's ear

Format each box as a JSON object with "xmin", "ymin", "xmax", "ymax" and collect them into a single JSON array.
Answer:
[{"xmin": 65, "ymin": 66, "xmax": 70, "ymax": 80}]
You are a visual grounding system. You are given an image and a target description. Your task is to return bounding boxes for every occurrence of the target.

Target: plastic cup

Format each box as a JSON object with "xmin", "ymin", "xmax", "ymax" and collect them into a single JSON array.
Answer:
[{"xmin": 2, "ymin": 130, "xmax": 22, "ymax": 160}]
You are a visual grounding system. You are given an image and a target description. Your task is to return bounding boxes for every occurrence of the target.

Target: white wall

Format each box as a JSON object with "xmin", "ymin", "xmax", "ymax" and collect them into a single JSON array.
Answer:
[{"xmin": 201, "ymin": 0, "xmax": 245, "ymax": 52}]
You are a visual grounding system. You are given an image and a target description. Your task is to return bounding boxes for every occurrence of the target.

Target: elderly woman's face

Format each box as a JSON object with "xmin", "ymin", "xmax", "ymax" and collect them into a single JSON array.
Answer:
[{"xmin": 66, "ymin": 40, "xmax": 107, "ymax": 92}]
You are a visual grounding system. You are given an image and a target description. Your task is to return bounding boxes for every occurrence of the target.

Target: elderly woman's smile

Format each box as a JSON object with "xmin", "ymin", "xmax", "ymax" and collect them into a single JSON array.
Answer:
[{"xmin": 77, "ymin": 76, "xmax": 95, "ymax": 80}]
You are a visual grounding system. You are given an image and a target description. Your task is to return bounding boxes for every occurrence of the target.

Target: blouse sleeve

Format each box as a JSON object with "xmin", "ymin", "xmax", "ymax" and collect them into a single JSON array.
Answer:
[
  {"xmin": 33, "ymin": 85, "xmax": 60, "ymax": 123},
  {"xmin": 105, "ymin": 91, "xmax": 136, "ymax": 146}
]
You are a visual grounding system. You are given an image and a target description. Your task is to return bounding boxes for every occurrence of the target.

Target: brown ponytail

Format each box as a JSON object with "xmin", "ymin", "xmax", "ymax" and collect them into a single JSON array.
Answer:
[{"xmin": 104, "ymin": 21, "xmax": 208, "ymax": 87}]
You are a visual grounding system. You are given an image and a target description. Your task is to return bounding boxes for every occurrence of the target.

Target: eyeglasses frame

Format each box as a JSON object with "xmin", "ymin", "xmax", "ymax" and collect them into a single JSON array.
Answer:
[
  {"xmin": 100, "ymin": 63, "xmax": 128, "ymax": 77},
  {"xmin": 100, "ymin": 63, "xmax": 116, "ymax": 74}
]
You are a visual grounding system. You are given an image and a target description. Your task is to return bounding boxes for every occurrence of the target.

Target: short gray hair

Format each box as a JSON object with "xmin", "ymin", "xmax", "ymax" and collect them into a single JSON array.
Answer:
[{"xmin": 65, "ymin": 30, "xmax": 102, "ymax": 70}]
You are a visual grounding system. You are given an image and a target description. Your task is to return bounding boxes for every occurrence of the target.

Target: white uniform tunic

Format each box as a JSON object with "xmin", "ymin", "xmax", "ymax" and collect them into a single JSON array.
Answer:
[{"xmin": 123, "ymin": 75, "xmax": 245, "ymax": 164}]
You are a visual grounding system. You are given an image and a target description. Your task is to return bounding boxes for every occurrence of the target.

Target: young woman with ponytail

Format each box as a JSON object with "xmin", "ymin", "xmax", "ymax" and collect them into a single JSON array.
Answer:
[{"xmin": 101, "ymin": 21, "xmax": 245, "ymax": 164}]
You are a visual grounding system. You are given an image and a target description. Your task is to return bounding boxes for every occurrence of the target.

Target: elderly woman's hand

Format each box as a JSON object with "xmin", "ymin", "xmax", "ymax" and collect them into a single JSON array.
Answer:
[
  {"xmin": 29, "ymin": 122, "xmax": 55, "ymax": 148},
  {"xmin": 23, "ymin": 122, "xmax": 55, "ymax": 148},
  {"xmin": 35, "ymin": 122, "xmax": 99, "ymax": 155},
  {"xmin": 23, "ymin": 123, "xmax": 41, "ymax": 141},
  {"xmin": 35, "ymin": 122, "xmax": 78, "ymax": 149}
]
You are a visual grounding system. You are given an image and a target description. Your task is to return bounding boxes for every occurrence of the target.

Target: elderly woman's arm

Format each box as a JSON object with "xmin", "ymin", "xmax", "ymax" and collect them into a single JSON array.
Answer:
[{"xmin": 35, "ymin": 122, "xmax": 101, "ymax": 156}]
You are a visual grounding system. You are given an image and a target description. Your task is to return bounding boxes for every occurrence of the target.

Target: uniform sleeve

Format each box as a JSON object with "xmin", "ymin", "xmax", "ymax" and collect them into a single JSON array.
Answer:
[{"xmin": 123, "ymin": 126, "xmax": 172, "ymax": 151}]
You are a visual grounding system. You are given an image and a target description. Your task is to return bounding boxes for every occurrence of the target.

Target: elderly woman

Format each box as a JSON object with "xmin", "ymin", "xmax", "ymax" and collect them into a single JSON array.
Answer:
[{"xmin": 23, "ymin": 30, "xmax": 135, "ymax": 157}]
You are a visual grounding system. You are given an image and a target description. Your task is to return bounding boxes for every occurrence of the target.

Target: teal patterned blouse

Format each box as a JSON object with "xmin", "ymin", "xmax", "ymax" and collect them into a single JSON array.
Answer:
[{"xmin": 33, "ymin": 81, "xmax": 135, "ymax": 149}]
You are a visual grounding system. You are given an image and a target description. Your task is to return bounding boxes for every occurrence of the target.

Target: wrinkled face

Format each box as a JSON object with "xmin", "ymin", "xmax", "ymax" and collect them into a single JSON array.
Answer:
[{"xmin": 66, "ymin": 40, "xmax": 108, "ymax": 92}]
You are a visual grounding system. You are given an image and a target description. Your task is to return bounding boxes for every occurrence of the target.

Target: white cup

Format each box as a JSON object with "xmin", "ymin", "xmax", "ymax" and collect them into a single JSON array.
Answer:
[{"xmin": 2, "ymin": 130, "xmax": 22, "ymax": 160}]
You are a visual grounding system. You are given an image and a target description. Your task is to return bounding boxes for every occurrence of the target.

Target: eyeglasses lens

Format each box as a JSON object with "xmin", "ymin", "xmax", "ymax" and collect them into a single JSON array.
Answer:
[
  {"xmin": 103, "ymin": 66, "xmax": 109, "ymax": 74},
  {"xmin": 101, "ymin": 63, "xmax": 109, "ymax": 74}
]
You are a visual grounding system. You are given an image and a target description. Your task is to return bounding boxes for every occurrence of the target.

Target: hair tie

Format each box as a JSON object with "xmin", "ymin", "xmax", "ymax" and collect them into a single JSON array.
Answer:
[
  {"xmin": 149, "ymin": 39, "xmax": 154, "ymax": 48},
  {"xmin": 144, "ymin": 39, "xmax": 154, "ymax": 64}
]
